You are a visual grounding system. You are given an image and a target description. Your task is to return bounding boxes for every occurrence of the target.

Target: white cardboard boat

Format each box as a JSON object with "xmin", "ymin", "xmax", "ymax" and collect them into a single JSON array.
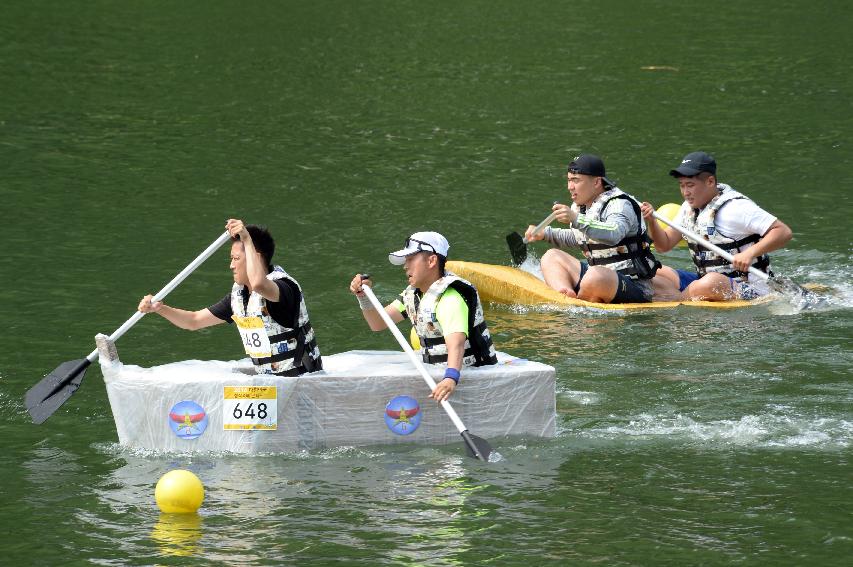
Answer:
[{"xmin": 96, "ymin": 337, "xmax": 556, "ymax": 454}]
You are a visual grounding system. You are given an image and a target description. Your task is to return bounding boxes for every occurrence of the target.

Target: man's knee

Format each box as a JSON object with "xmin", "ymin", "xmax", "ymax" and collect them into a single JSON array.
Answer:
[
  {"xmin": 540, "ymin": 248, "xmax": 562, "ymax": 267},
  {"xmin": 577, "ymin": 266, "xmax": 617, "ymax": 300},
  {"xmin": 689, "ymin": 274, "xmax": 733, "ymax": 299},
  {"xmin": 580, "ymin": 266, "xmax": 615, "ymax": 286}
]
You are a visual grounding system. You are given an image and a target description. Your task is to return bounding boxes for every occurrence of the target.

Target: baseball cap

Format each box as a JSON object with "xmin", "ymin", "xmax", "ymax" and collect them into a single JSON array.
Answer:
[
  {"xmin": 388, "ymin": 231, "xmax": 450, "ymax": 265},
  {"xmin": 568, "ymin": 154, "xmax": 615, "ymax": 188},
  {"xmin": 669, "ymin": 151, "xmax": 717, "ymax": 177}
]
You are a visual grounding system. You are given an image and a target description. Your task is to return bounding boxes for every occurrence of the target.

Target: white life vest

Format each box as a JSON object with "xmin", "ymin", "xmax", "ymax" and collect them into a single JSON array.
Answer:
[
  {"xmin": 680, "ymin": 184, "xmax": 771, "ymax": 279},
  {"xmin": 573, "ymin": 187, "xmax": 660, "ymax": 280},
  {"xmin": 401, "ymin": 274, "xmax": 497, "ymax": 367},
  {"xmin": 230, "ymin": 266, "xmax": 321, "ymax": 376}
]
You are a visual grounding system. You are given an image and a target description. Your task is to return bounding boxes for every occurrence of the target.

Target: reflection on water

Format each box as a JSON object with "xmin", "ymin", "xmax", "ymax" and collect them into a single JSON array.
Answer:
[
  {"xmin": 74, "ymin": 445, "xmax": 565, "ymax": 564},
  {"xmin": 151, "ymin": 513, "xmax": 202, "ymax": 557},
  {"xmin": 489, "ymin": 308, "xmax": 627, "ymax": 356}
]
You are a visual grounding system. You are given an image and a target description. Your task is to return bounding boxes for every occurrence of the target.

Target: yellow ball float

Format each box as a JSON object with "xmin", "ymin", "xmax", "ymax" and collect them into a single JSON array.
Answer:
[
  {"xmin": 409, "ymin": 326, "xmax": 421, "ymax": 350},
  {"xmin": 655, "ymin": 203, "xmax": 687, "ymax": 247},
  {"xmin": 155, "ymin": 469, "xmax": 205, "ymax": 514},
  {"xmin": 655, "ymin": 202, "xmax": 681, "ymax": 227}
]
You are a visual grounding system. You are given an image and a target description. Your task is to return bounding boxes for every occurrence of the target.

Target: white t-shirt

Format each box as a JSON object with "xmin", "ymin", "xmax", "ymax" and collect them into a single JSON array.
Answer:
[
  {"xmin": 677, "ymin": 188, "xmax": 777, "ymax": 241},
  {"xmin": 676, "ymin": 185, "xmax": 777, "ymax": 290}
]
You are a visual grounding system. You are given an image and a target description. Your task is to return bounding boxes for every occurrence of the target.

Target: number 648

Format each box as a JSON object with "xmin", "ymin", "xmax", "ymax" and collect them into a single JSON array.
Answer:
[{"xmin": 232, "ymin": 402, "xmax": 268, "ymax": 420}]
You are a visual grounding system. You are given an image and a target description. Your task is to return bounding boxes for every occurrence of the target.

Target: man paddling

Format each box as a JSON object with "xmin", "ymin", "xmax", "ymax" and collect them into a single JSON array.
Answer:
[
  {"xmin": 138, "ymin": 219, "xmax": 322, "ymax": 375},
  {"xmin": 524, "ymin": 154, "xmax": 662, "ymax": 303},
  {"xmin": 640, "ymin": 151, "xmax": 793, "ymax": 301},
  {"xmin": 349, "ymin": 231, "xmax": 497, "ymax": 403}
]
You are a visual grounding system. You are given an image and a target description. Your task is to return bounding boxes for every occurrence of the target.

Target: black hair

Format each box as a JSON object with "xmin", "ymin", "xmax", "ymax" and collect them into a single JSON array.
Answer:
[
  {"xmin": 414, "ymin": 250, "xmax": 447, "ymax": 276},
  {"xmin": 233, "ymin": 225, "xmax": 275, "ymax": 270},
  {"xmin": 437, "ymin": 254, "xmax": 447, "ymax": 276}
]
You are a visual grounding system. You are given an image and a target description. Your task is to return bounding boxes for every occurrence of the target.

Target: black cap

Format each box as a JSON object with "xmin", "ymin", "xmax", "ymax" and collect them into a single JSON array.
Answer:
[
  {"xmin": 669, "ymin": 151, "xmax": 717, "ymax": 178},
  {"xmin": 568, "ymin": 154, "xmax": 615, "ymax": 187}
]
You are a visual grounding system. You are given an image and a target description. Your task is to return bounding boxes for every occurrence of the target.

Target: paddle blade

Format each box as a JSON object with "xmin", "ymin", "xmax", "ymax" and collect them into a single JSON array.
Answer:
[
  {"xmin": 25, "ymin": 359, "xmax": 90, "ymax": 424},
  {"xmin": 768, "ymin": 276, "xmax": 829, "ymax": 309},
  {"xmin": 461, "ymin": 430, "xmax": 492, "ymax": 461},
  {"xmin": 768, "ymin": 275, "xmax": 811, "ymax": 297},
  {"xmin": 506, "ymin": 232, "xmax": 527, "ymax": 265}
]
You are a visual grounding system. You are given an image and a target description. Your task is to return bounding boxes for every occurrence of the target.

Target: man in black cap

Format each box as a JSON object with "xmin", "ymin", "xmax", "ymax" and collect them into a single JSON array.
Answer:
[
  {"xmin": 524, "ymin": 154, "xmax": 662, "ymax": 303},
  {"xmin": 640, "ymin": 151, "xmax": 793, "ymax": 300}
]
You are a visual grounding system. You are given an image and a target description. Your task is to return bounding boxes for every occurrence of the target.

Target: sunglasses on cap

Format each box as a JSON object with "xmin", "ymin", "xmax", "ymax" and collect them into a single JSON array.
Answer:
[{"xmin": 405, "ymin": 237, "xmax": 437, "ymax": 254}]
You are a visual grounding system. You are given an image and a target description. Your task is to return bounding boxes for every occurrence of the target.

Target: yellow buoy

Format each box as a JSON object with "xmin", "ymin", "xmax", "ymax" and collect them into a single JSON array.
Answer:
[
  {"xmin": 155, "ymin": 469, "xmax": 205, "ymax": 514},
  {"xmin": 656, "ymin": 203, "xmax": 687, "ymax": 247},
  {"xmin": 410, "ymin": 326, "xmax": 421, "ymax": 350},
  {"xmin": 656, "ymin": 202, "xmax": 681, "ymax": 227}
]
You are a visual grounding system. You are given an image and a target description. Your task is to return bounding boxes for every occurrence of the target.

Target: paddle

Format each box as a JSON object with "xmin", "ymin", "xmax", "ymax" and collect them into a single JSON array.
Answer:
[
  {"xmin": 506, "ymin": 211, "xmax": 559, "ymax": 265},
  {"xmin": 359, "ymin": 283, "xmax": 492, "ymax": 461},
  {"xmin": 25, "ymin": 231, "xmax": 233, "ymax": 424},
  {"xmin": 651, "ymin": 212, "xmax": 814, "ymax": 299}
]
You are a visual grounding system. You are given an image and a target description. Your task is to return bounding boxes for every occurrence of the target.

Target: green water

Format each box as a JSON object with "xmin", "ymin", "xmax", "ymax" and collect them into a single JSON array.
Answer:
[{"xmin": 2, "ymin": 1, "xmax": 851, "ymax": 565}]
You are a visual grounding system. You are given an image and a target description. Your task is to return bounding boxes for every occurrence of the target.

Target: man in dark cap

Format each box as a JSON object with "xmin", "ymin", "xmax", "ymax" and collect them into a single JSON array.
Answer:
[
  {"xmin": 640, "ymin": 151, "xmax": 793, "ymax": 300},
  {"xmin": 524, "ymin": 154, "xmax": 662, "ymax": 303}
]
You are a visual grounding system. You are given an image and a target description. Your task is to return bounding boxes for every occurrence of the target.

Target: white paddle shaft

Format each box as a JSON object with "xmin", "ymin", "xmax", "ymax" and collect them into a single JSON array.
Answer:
[
  {"xmin": 522, "ymin": 211, "xmax": 559, "ymax": 244},
  {"xmin": 652, "ymin": 212, "xmax": 770, "ymax": 282},
  {"xmin": 85, "ymin": 230, "xmax": 232, "ymax": 363},
  {"xmin": 360, "ymin": 285, "xmax": 469, "ymax": 434}
]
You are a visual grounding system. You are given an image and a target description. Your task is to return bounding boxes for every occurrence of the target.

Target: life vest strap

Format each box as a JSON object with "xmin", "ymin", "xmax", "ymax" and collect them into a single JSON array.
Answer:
[
  {"xmin": 582, "ymin": 233, "xmax": 646, "ymax": 252},
  {"xmin": 688, "ymin": 233, "xmax": 760, "ymax": 254},
  {"xmin": 420, "ymin": 320, "xmax": 490, "ymax": 348},
  {"xmin": 421, "ymin": 320, "xmax": 496, "ymax": 366},
  {"xmin": 268, "ymin": 322, "xmax": 313, "ymax": 344},
  {"xmin": 588, "ymin": 252, "xmax": 634, "ymax": 265},
  {"xmin": 251, "ymin": 337, "xmax": 319, "ymax": 366},
  {"xmin": 423, "ymin": 346, "xmax": 477, "ymax": 365}
]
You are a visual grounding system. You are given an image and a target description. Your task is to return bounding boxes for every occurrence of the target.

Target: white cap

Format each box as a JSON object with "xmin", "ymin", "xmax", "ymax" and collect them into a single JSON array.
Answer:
[{"xmin": 388, "ymin": 231, "xmax": 450, "ymax": 265}]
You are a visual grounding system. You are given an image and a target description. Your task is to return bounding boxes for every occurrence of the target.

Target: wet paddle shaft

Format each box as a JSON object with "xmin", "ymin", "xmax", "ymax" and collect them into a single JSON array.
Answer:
[
  {"xmin": 651, "ymin": 212, "xmax": 776, "ymax": 280},
  {"xmin": 359, "ymin": 284, "xmax": 492, "ymax": 461},
  {"xmin": 524, "ymin": 211, "xmax": 559, "ymax": 244},
  {"xmin": 25, "ymin": 231, "xmax": 232, "ymax": 424}
]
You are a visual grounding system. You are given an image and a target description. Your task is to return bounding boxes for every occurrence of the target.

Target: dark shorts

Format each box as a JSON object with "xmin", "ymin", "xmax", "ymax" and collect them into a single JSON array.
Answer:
[
  {"xmin": 676, "ymin": 269, "xmax": 700, "ymax": 292},
  {"xmin": 576, "ymin": 262, "xmax": 652, "ymax": 303}
]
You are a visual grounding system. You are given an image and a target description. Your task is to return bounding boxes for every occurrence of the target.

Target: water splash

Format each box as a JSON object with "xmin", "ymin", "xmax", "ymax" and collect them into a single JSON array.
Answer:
[{"xmin": 577, "ymin": 412, "xmax": 852, "ymax": 450}]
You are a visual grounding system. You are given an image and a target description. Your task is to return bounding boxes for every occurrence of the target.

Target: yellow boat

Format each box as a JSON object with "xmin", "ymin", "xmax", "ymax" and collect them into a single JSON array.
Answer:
[{"xmin": 447, "ymin": 260, "xmax": 767, "ymax": 310}]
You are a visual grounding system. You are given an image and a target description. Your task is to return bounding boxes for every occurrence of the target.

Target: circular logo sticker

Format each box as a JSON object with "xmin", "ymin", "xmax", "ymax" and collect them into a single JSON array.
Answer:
[
  {"xmin": 384, "ymin": 395, "xmax": 421, "ymax": 435},
  {"xmin": 168, "ymin": 400, "xmax": 208, "ymax": 440}
]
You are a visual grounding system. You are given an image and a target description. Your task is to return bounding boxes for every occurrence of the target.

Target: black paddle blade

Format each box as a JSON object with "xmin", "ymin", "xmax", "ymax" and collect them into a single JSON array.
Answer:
[
  {"xmin": 25, "ymin": 359, "xmax": 91, "ymax": 424},
  {"xmin": 506, "ymin": 231, "xmax": 527, "ymax": 265},
  {"xmin": 461, "ymin": 430, "xmax": 492, "ymax": 461}
]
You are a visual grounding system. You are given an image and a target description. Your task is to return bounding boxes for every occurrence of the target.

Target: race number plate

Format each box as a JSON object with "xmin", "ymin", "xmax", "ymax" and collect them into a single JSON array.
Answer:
[
  {"xmin": 223, "ymin": 386, "xmax": 277, "ymax": 430},
  {"xmin": 232, "ymin": 315, "xmax": 272, "ymax": 359}
]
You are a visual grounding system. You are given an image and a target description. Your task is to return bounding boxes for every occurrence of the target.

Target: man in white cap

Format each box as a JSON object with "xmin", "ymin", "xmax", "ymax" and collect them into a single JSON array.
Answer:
[
  {"xmin": 640, "ymin": 151, "xmax": 793, "ymax": 300},
  {"xmin": 349, "ymin": 231, "xmax": 497, "ymax": 403}
]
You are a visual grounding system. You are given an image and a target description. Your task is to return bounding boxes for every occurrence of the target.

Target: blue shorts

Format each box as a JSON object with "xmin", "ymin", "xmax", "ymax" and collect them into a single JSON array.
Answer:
[
  {"xmin": 732, "ymin": 280, "xmax": 763, "ymax": 300},
  {"xmin": 675, "ymin": 269, "xmax": 700, "ymax": 292},
  {"xmin": 576, "ymin": 262, "xmax": 651, "ymax": 303},
  {"xmin": 677, "ymin": 270, "xmax": 763, "ymax": 300}
]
